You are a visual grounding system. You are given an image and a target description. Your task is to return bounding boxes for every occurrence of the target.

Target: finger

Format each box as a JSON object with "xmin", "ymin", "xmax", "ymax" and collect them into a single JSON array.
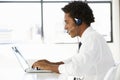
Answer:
[
  {"xmin": 32, "ymin": 65, "xmax": 39, "ymax": 70},
  {"xmin": 32, "ymin": 62, "xmax": 42, "ymax": 69},
  {"xmin": 32, "ymin": 64, "xmax": 35, "ymax": 68},
  {"xmin": 32, "ymin": 63, "xmax": 37, "ymax": 68}
]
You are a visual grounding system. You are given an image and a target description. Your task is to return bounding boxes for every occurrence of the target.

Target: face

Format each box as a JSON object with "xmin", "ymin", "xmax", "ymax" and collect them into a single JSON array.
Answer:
[{"xmin": 64, "ymin": 13, "xmax": 78, "ymax": 38}]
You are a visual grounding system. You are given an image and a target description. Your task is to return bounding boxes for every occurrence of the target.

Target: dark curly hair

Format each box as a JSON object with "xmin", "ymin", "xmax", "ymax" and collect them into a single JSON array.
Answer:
[{"xmin": 62, "ymin": 1, "xmax": 95, "ymax": 26}]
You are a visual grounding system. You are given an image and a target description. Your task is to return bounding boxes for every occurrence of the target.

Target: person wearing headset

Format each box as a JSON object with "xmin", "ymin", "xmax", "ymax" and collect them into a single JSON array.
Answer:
[{"xmin": 32, "ymin": 1, "xmax": 115, "ymax": 80}]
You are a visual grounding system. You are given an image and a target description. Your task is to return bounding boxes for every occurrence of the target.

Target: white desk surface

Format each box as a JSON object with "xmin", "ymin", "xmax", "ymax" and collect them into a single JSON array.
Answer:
[
  {"xmin": 0, "ymin": 67, "xmax": 57, "ymax": 80},
  {"xmin": 0, "ymin": 66, "xmax": 70, "ymax": 80}
]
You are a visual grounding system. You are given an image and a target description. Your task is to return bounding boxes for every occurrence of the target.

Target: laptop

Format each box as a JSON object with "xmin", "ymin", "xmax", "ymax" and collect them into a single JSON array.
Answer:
[{"xmin": 11, "ymin": 46, "xmax": 52, "ymax": 73}]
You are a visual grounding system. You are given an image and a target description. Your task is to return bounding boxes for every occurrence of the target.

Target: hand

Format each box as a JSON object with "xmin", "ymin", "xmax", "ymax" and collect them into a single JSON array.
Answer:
[
  {"xmin": 32, "ymin": 59, "xmax": 51, "ymax": 70},
  {"xmin": 32, "ymin": 59, "xmax": 60, "ymax": 73}
]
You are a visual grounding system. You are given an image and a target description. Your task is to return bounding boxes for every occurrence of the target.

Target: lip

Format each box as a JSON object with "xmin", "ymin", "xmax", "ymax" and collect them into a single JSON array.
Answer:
[{"xmin": 67, "ymin": 30, "xmax": 71, "ymax": 35}]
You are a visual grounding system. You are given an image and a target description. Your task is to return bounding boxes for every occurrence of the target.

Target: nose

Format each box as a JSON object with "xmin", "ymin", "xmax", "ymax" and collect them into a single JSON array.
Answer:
[{"xmin": 64, "ymin": 25, "xmax": 68, "ymax": 30}]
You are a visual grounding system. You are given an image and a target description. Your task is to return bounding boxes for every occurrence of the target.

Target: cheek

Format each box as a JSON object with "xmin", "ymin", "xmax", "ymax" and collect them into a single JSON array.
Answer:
[
  {"xmin": 69, "ymin": 23, "xmax": 75, "ymax": 28},
  {"xmin": 71, "ymin": 27, "xmax": 78, "ymax": 35},
  {"xmin": 65, "ymin": 22, "xmax": 76, "ymax": 30}
]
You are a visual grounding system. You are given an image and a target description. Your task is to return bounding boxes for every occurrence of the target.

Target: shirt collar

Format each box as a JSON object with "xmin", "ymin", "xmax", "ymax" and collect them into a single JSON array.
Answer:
[{"xmin": 80, "ymin": 27, "xmax": 93, "ymax": 43}]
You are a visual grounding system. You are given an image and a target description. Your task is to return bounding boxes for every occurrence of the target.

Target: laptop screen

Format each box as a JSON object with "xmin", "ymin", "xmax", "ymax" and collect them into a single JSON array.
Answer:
[{"xmin": 12, "ymin": 47, "xmax": 30, "ymax": 71}]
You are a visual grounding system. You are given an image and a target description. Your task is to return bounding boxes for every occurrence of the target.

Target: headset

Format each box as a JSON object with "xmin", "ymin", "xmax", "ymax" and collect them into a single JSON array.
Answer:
[{"xmin": 74, "ymin": 18, "xmax": 82, "ymax": 26}]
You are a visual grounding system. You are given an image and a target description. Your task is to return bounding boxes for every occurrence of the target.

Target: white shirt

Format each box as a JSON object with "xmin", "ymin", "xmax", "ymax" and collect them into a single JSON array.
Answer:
[{"xmin": 58, "ymin": 27, "xmax": 115, "ymax": 80}]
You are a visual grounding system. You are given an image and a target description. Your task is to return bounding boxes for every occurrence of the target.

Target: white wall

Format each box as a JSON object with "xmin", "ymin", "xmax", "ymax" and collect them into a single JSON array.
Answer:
[
  {"xmin": 108, "ymin": 0, "xmax": 120, "ymax": 63},
  {"xmin": 109, "ymin": 0, "xmax": 120, "ymax": 80}
]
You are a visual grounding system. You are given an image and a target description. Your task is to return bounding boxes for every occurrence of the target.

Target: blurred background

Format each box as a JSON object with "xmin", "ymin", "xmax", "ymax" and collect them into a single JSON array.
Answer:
[{"xmin": 0, "ymin": 0, "xmax": 119, "ymax": 80}]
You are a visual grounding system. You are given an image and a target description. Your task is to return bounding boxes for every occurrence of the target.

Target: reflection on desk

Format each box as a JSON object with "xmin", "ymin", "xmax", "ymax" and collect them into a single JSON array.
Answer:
[
  {"xmin": 0, "ymin": 67, "xmax": 59, "ymax": 80},
  {"xmin": 0, "ymin": 67, "xmax": 84, "ymax": 80},
  {"xmin": 24, "ymin": 73, "xmax": 59, "ymax": 80}
]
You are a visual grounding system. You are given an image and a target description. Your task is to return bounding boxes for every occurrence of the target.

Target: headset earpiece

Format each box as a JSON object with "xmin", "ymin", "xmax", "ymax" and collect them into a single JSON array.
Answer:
[{"xmin": 74, "ymin": 18, "xmax": 82, "ymax": 26}]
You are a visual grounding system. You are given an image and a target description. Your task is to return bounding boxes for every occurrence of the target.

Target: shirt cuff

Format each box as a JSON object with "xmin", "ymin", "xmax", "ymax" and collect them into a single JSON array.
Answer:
[{"xmin": 58, "ymin": 64, "xmax": 66, "ymax": 74}]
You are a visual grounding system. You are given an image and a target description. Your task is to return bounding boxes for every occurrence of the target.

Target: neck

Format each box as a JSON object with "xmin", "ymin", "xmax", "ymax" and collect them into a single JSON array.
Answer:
[{"xmin": 78, "ymin": 23, "xmax": 89, "ymax": 37}]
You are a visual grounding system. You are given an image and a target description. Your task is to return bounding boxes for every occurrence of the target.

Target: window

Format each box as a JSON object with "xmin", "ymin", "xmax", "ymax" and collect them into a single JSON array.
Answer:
[
  {"xmin": 89, "ymin": 2, "xmax": 112, "ymax": 42},
  {"xmin": 0, "ymin": 0, "xmax": 113, "ymax": 44},
  {"xmin": 0, "ymin": 2, "xmax": 41, "ymax": 43}
]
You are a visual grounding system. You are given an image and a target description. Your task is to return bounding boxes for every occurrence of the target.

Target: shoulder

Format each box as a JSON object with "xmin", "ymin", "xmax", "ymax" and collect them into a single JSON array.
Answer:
[{"xmin": 84, "ymin": 29, "xmax": 105, "ymax": 44}]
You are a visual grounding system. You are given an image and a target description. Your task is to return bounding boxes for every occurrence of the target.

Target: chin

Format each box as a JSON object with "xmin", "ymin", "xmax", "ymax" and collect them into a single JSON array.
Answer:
[
  {"xmin": 69, "ymin": 33, "xmax": 76, "ymax": 38},
  {"xmin": 70, "ymin": 35, "xmax": 76, "ymax": 38}
]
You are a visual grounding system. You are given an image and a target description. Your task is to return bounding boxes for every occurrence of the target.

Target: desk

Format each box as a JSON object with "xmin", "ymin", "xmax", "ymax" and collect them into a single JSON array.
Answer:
[
  {"xmin": 0, "ymin": 66, "xmax": 71, "ymax": 80},
  {"xmin": 0, "ymin": 67, "xmax": 60, "ymax": 80}
]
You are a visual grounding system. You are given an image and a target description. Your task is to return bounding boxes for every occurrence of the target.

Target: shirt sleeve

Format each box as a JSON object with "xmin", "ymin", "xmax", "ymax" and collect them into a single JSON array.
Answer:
[
  {"xmin": 58, "ymin": 62, "xmax": 76, "ymax": 74},
  {"xmin": 62, "ymin": 57, "xmax": 72, "ymax": 63},
  {"xmin": 58, "ymin": 35, "xmax": 102, "ymax": 75}
]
